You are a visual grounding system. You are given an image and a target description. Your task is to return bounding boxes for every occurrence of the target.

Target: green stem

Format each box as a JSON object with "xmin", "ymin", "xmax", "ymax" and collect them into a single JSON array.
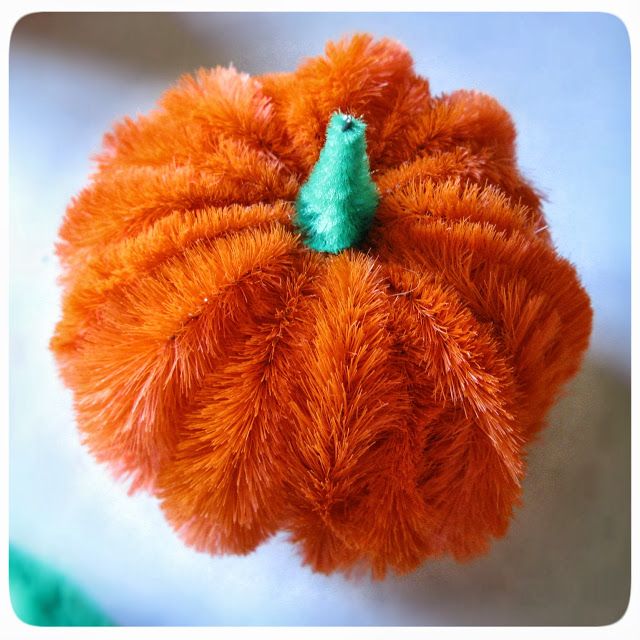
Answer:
[{"xmin": 294, "ymin": 112, "xmax": 379, "ymax": 253}]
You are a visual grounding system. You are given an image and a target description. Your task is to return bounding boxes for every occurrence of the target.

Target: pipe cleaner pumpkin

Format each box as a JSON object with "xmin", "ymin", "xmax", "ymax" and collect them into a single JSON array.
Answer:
[{"xmin": 51, "ymin": 34, "xmax": 592, "ymax": 577}]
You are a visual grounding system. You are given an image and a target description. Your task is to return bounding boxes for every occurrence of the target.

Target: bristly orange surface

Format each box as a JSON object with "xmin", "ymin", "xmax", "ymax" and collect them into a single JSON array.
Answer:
[{"xmin": 50, "ymin": 34, "xmax": 592, "ymax": 578}]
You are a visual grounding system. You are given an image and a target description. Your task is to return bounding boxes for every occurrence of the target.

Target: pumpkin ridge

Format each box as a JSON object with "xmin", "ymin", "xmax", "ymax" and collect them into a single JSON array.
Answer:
[
  {"xmin": 157, "ymin": 254, "xmax": 322, "ymax": 554},
  {"xmin": 283, "ymin": 252, "xmax": 432, "ymax": 575},
  {"xmin": 258, "ymin": 34, "xmax": 420, "ymax": 172},
  {"xmin": 376, "ymin": 147, "xmax": 544, "ymax": 228},
  {"xmin": 337, "ymin": 278, "xmax": 441, "ymax": 577},
  {"xmin": 375, "ymin": 178, "xmax": 540, "ymax": 241},
  {"xmin": 57, "ymin": 231, "xmax": 302, "ymax": 491},
  {"xmin": 382, "ymin": 265, "xmax": 523, "ymax": 472},
  {"xmin": 99, "ymin": 65, "xmax": 304, "ymax": 174},
  {"xmin": 398, "ymin": 90, "xmax": 517, "ymax": 166},
  {"xmin": 54, "ymin": 205, "xmax": 296, "ymax": 352},
  {"xmin": 378, "ymin": 218, "xmax": 592, "ymax": 440},
  {"xmin": 57, "ymin": 159, "xmax": 299, "ymax": 262}
]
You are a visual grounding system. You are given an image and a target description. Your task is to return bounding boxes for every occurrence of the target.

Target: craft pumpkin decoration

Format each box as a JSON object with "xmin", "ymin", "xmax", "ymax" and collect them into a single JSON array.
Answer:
[{"xmin": 51, "ymin": 34, "xmax": 592, "ymax": 577}]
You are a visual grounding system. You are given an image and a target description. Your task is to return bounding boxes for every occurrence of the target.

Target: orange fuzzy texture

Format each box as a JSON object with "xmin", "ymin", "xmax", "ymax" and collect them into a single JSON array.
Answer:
[{"xmin": 51, "ymin": 34, "xmax": 592, "ymax": 578}]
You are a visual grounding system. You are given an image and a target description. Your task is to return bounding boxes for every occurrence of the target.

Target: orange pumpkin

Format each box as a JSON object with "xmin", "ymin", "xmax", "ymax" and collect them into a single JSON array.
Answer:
[{"xmin": 51, "ymin": 34, "xmax": 592, "ymax": 577}]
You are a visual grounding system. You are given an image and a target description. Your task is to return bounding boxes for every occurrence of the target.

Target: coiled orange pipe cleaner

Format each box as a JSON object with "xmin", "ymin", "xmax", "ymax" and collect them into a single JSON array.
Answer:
[{"xmin": 51, "ymin": 34, "xmax": 592, "ymax": 577}]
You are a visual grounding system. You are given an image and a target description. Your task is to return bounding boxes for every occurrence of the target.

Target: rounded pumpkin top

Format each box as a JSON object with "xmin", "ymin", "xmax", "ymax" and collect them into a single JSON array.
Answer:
[{"xmin": 51, "ymin": 34, "xmax": 592, "ymax": 577}]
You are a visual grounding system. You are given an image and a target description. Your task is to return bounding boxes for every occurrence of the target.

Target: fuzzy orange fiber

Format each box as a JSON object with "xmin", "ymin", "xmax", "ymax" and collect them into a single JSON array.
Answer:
[{"xmin": 51, "ymin": 34, "xmax": 592, "ymax": 577}]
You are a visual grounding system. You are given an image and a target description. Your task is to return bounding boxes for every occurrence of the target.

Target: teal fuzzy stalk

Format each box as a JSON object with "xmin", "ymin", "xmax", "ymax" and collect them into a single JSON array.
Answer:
[{"xmin": 295, "ymin": 112, "xmax": 379, "ymax": 253}]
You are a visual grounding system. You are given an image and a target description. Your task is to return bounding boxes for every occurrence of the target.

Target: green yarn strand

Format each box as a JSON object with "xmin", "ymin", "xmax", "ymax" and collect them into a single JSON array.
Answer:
[{"xmin": 295, "ymin": 112, "xmax": 379, "ymax": 253}]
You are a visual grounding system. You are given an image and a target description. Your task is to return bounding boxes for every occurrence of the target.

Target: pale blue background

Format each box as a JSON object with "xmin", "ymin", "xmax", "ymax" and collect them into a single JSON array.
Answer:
[{"xmin": 9, "ymin": 13, "xmax": 630, "ymax": 625}]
